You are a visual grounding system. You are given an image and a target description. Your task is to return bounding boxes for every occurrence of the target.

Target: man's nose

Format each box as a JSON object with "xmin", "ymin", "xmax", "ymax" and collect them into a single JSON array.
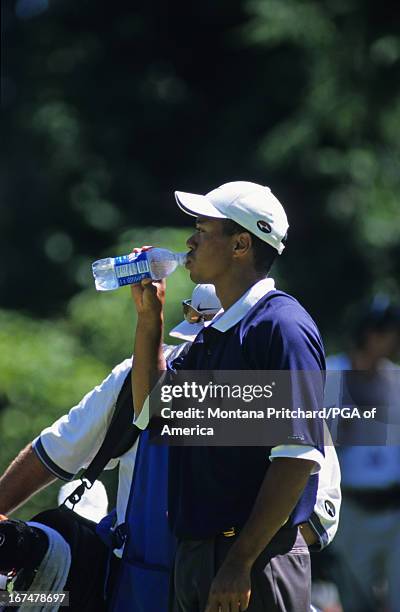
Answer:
[{"xmin": 186, "ymin": 233, "xmax": 197, "ymax": 249}]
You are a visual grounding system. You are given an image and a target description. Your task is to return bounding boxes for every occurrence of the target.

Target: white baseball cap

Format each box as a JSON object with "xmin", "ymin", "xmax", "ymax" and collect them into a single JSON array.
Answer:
[
  {"xmin": 175, "ymin": 181, "xmax": 289, "ymax": 254},
  {"xmin": 169, "ymin": 284, "xmax": 221, "ymax": 341}
]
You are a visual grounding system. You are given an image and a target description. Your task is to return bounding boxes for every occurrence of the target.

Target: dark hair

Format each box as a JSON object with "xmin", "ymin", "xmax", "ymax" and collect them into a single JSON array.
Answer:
[
  {"xmin": 354, "ymin": 300, "xmax": 400, "ymax": 348},
  {"xmin": 222, "ymin": 219, "xmax": 282, "ymax": 275}
]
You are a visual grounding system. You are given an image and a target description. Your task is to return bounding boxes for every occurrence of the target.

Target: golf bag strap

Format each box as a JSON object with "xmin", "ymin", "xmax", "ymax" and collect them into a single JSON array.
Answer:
[{"xmin": 63, "ymin": 369, "xmax": 140, "ymax": 508}]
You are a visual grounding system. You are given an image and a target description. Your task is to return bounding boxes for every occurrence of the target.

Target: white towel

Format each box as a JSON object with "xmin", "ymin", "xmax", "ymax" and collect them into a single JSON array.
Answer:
[{"xmin": 16, "ymin": 522, "xmax": 72, "ymax": 612}]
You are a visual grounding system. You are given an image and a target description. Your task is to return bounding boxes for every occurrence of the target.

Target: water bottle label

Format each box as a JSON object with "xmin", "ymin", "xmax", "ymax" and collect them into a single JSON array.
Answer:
[{"xmin": 114, "ymin": 252, "xmax": 151, "ymax": 285}]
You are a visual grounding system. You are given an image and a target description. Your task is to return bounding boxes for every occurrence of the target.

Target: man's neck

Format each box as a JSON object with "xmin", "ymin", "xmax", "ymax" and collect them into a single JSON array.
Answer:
[{"xmin": 213, "ymin": 269, "xmax": 266, "ymax": 311}]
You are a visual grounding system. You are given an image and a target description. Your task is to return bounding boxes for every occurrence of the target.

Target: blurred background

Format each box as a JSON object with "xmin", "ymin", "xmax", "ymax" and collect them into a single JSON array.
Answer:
[{"xmin": 1, "ymin": 1, "xmax": 400, "ymax": 605}]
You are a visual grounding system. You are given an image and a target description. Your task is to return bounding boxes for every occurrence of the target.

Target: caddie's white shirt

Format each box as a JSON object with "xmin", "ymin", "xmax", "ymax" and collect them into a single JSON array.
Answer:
[
  {"xmin": 32, "ymin": 344, "xmax": 186, "ymax": 558},
  {"xmin": 32, "ymin": 358, "xmax": 134, "ymax": 538},
  {"xmin": 308, "ymin": 432, "xmax": 341, "ymax": 549}
]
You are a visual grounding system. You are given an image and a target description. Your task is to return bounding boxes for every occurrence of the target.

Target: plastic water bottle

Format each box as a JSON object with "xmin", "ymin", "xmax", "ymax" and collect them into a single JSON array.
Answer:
[{"xmin": 92, "ymin": 248, "xmax": 187, "ymax": 291}]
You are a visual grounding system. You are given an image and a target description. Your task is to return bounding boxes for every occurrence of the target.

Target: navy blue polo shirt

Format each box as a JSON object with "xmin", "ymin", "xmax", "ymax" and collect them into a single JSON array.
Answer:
[{"xmin": 168, "ymin": 282, "xmax": 326, "ymax": 539}]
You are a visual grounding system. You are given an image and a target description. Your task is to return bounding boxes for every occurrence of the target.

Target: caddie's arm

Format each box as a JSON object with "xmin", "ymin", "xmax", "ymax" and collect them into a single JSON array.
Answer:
[
  {"xmin": 0, "ymin": 443, "xmax": 55, "ymax": 515},
  {"xmin": 130, "ymin": 278, "xmax": 167, "ymax": 418}
]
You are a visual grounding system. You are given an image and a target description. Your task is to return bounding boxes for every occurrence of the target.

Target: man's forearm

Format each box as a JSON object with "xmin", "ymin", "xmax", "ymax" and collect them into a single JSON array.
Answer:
[
  {"xmin": 0, "ymin": 444, "xmax": 55, "ymax": 515},
  {"xmin": 132, "ymin": 314, "xmax": 166, "ymax": 418},
  {"xmin": 226, "ymin": 457, "xmax": 315, "ymax": 567}
]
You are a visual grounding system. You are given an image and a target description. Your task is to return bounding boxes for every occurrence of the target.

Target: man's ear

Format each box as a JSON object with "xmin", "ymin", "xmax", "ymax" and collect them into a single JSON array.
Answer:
[{"xmin": 232, "ymin": 232, "xmax": 252, "ymax": 258}]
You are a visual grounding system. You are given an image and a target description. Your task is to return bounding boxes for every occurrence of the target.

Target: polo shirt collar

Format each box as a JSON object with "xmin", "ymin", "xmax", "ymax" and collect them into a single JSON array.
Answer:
[{"xmin": 207, "ymin": 277, "xmax": 275, "ymax": 333}]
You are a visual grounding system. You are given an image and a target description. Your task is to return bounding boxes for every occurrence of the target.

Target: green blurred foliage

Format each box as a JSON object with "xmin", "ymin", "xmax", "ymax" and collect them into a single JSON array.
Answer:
[
  {"xmin": 2, "ymin": 0, "xmax": 399, "ymax": 327},
  {"xmin": 0, "ymin": 309, "xmax": 108, "ymax": 518},
  {"xmin": 241, "ymin": 0, "xmax": 400, "ymax": 339}
]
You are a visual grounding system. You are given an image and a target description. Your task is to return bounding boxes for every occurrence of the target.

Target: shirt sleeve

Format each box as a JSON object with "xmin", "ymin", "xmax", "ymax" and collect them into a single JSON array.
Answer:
[
  {"xmin": 306, "ymin": 443, "xmax": 342, "ymax": 549},
  {"xmin": 33, "ymin": 358, "xmax": 132, "ymax": 480},
  {"xmin": 133, "ymin": 396, "xmax": 150, "ymax": 431},
  {"xmin": 270, "ymin": 445, "xmax": 324, "ymax": 474}
]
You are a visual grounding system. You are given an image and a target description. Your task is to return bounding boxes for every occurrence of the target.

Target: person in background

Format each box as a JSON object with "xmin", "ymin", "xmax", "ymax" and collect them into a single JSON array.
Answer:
[{"xmin": 327, "ymin": 298, "xmax": 400, "ymax": 612}]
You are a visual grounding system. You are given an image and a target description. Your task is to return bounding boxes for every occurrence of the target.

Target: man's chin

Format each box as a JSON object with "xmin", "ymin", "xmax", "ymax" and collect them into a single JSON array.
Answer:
[
  {"xmin": 189, "ymin": 271, "xmax": 200, "ymax": 283},
  {"xmin": 188, "ymin": 269, "xmax": 206, "ymax": 284}
]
